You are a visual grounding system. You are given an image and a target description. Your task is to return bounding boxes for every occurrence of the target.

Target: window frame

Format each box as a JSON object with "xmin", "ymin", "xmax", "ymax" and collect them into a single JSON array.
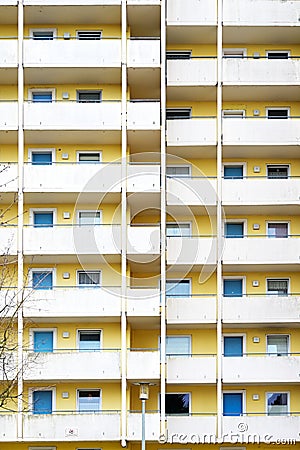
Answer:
[
  {"xmin": 28, "ymin": 88, "xmax": 56, "ymax": 102},
  {"xmin": 76, "ymin": 151, "xmax": 102, "ymax": 163},
  {"xmin": 266, "ymin": 277, "xmax": 290, "ymax": 296},
  {"xmin": 223, "ymin": 276, "xmax": 246, "ymax": 297},
  {"xmin": 165, "ymin": 278, "xmax": 192, "ymax": 298},
  {"xmin": 223, "ymin": 48, "xmax": 247, "ymax": 58},
  {"xmin": 29, "ymin": 208, "xmax": 57, "ymax": 226},
  {"xmin": 164, "ymin": 392, "xmax": 191, "ymax": 416},
  {"xmin": 166, "ymin": 165, "xmax": 191, "ymax": 177},
  {"xmin": 163, "ymin": 335, "xmax": 192, "ymax": 357},
  {"xmin": 166, "ymin": 222, "xmax": 192, "ymax": 237},
  {"xmin": 266, "ymin": 334, "xmax": 290, "ymax": 356},
  {"xmin": 29, "ymin": 387, "xmax": 56, "ymax": 415},
  {"xmin": 222, "ymin": 390, "xmax": 246, "ymax": 416},
  {"xmin": 76, "ymin": 90, "xmax": 102, "ymax": 103},
  {"xmin": 222, "ymin": 162, "xmax": 247, "ymax": 178},
  {"xmin": 223, "ymin": 333, "xmax": 246, "ymax": 357},
  {"xmin": 266, "ymin": 107, "xmax": 290, "ymax": 119},
  {"xmin": 224, "ymin": 219, "xmax": 247, "ymax": 238},
  {"xmin": 266, "ymin": 164, "xmax": 290, "ymax": 179},
  {"xmin": 29, "ymin": 28, "xmax": 57, "ymax": 39},
  {"xmin": 28, "ymin": 148, "xmax": 56, "ymax": 164},
  {"xmin": 76, "ymin": 30, "xmax": 103, "ymax": 40},
  {"xmin": 76, "ymin": 270, "xmax": 102, "ymax": 287},
  {"xmin": 77, "ymin": 329, "xmax": 102, "ymax": 351},
  {"xmin": 77, "ymin": 210, "xmax": 102, "ymax": 226},
  {"xmin": 29, "ymin": 268, "xmax": 56, "ymax": 290},
  {"xmin": 266, "ymin": 50, "xmax": 290, "ymax": 59},
  {"xmin": 29, "ymin": 327, "xmax": 57, "ymax": 352},
  {"xmin": 77, "ymin": 388, "xmax": 102, "ymax": 412},
  {"xmin": 266, "ymin": 221, "xmax": 290, "ymax": 238},
  {"xmin": 266, "ymin": 391, "xmax": 290, "ymax": 416}
]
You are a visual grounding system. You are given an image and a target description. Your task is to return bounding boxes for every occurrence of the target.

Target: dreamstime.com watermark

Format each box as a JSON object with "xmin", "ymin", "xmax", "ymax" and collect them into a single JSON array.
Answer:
[{"xmin": 158, "ymin": 425, "xmax": 297, "ymax": 445}]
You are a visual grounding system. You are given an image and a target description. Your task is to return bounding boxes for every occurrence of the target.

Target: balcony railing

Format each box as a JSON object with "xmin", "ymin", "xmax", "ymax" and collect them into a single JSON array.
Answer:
[
  {"xmin": 0, "ymin": 162, "xmax": 17, "ymax": 191},
  {"xmin": 167, "ymin": 117, "xmax": 217, "ymax": 146},
  {"xmin": 0, "ymin": 101, "xmax": 18, "ymax": 129},
  {"xmin": 127, "ymin": 349, "xmax": 160, "ymax": 380},
  {"xmin": 167, "ymin": 57, "xmax": 217, "ymax": 86},
  {"xmin": 167, "ymin": 0, "xmax": 217, "ymax": 25},
  {"xmin": 167, "ymin": 176, "xmax": 217, "ymax": 205},
  {"xmin": 167, "ymin": 235, "xmax": 217, "ymax": 266},
  {"xmin": 0, "ymin": 225, "xmax": 17, "ymax": 254},
  {"xmin": 0, "ymin": 38, "xmax": 17, "ymax": 66},
  {"xmin": 127, "ymin": 38, "xmax": 160, "ymax": 67},
  {"xmin": 167, "ymin": 354, "xmax": 216, "ymax": 383},
  {"xmin": 167, "ymin": 294, "xmax": 217, "ymax": 324}
]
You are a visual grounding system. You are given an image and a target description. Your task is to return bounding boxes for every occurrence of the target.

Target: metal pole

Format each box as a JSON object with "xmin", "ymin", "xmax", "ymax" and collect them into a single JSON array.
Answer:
[{"xmin": 141, "ymin": 398, "xmax": 146, "ymax": 450}]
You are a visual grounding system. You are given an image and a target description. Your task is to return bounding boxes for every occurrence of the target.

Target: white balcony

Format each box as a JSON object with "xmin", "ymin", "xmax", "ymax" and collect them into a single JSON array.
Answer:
[
  {"xmin": 25, "ymin": 350, "xmax": 121, "ymax": 381},
  {"xmin": 127, "ymin": 101, "xmax": 160, "ymax": 130},
  {"xmin": 223, "ymin": 238, "xmax": 300, "ymax": 266},
  {"xmin": 127, "ymin": 413, "xmax": 160, "ymax": 441},
  {"xmin": 23, "ymin": 225, "xmax": 121, "ymax": 257},
  {"xmin": 0, "ymin": 102, "xmax": 18, "ymax": 130},
  {"xmin": 127, "ymin": 39, "xmax": 160, "ymax": 67},
  {"xmin": 223, "ymin": 178, "xmax": 300, "ymax": 206},
  {"xmin": 223, "ymin": 58, "xmax": 300, "ymax": 85},
  {"xmin": 166, "ymin": 416, "xmax": 217, "ymax": 441},
  {"xmin": 24, "ymin": 39, "xmax": 121, "ymax": 68},
  {"xmin": 223, "ymin": 355, "xmax": 300, "ymax": 384},
  {"xmin": 0, "ymin": 163, "xmax": 17, "ymax": 191},
  {"xmin": 223, "ymin": 0, "xmax": 300, "ymax": 26},
  {"xmin": 127, "ymin": 226, "xmax": 160, "ymax": 262},
  {"xmin": 127, "ymin": 288, "xmax": 160, "ymax": 317},
  {"xmin": 223, "ymin": 296, "xmax": 300, "ymax": 325},
  {"xmin": 167, "ymin": 237, "xmax": 217, "ymax": 268},
  {"xmin": 23, "ymin": 287, "xmax": 121, "ymax": 320},
  {"xmin": 223, "ymin": 118, "xmax": 300, "ymax": 146},
  {"xmin": 24, "ymin": 101, "xmax": 121, "ymax": 131},
  {"xmin": 167, "ymin": 59, "xmax": 217, "ymax": 86},
  {"xmin": 167, "ymin": 297, "xmax": 216, "ymax": 325},
  {"xmin": 167, "ymin": 356, "xmax": 216, "ymax": 384},
  {"xmin": 127, "ymin": 164, "xmax": 160, "ymax": 192},
  {"xmin": 24, "ymin": 163, "xmax": 122, "ymax": 194},
  {"xmin": 167, "ymin": 0, "xmax": 217, "ymax": 25},
  {"xmin": 223, "ymin": 416, "xmax": 300, "ymax": 443},
  {"xmin": 23, "ymin": 412, "xmax": 121, "ymax": 441},
  {"xmin": 0, "ymin": 39, "xmax": 17, "ymax": 66},
  {"xmin": 0, "ymin": 227, "xmax": 17, "ymax": 255},
  {"xmin": 167, "ymin": 118, "xmax": 217, "ymax": 147},
  {"xmin": 0, "ymin": 415, "xmax": 17, "ymax": 441},
  {"xmin": 127, "ymin": 350, "xmax": 160, "ymax": 380},
  {"xmin": 167, "ymin": 177, "xmax": 217, "ymax": 206}
]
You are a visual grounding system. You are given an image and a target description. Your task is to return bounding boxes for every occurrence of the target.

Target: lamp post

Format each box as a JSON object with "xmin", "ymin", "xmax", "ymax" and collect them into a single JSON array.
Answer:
[{"xmin": 139, "ymin": 383, "xmax": 149, "ymax": 450}]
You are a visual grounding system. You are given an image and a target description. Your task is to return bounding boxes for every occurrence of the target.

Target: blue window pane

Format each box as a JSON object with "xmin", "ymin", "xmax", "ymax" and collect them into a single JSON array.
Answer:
[
  {"xmin": 223, "ymin": 279, "xmax": 243, "ymax": 297},
  {"xmin": 224, "ymin": 337, "xmax": 243, "ymax": 357},
  {"xmin": 33, "ymin": 390, "xmax": 52, "ymax": 414},
  {"xmin": 78, "ymin": 391, "xmax": 100, "ymax": 412},
  {"xmin": 33, "ymin": 212, "xmax": 53, "ymax": 227},
  {"xmin": 166, "ymin": 281, "xmax": 190, "ymax": 298},
  {"xmin": 224, "ymin": 166, "xmax": 243, "ymax": 179},
  {"xmin": 32, "ymin": 271, "xmax": 53, "ymax": 290},
  {"xmin": 32, "ymin": 152, "xmax": 52, "ymax": 165},
  {"xmin": 32, "ymin": 92, "xmax": 53, "ymax": 103},
  {"xmin": 225, "ymin": 223, "xmax": 244, "ymax": 238},
  {"xmin": 33, "ymin": 331, "xmax": 53, "ymax": 352},
  {"xmin": 223, "ymin": 393, "xmax": 243, "ymax": 416}
]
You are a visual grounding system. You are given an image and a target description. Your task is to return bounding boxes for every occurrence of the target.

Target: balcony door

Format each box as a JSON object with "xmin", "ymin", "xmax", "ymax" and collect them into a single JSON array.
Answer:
[
  {"xmin": 223, "ymin": 279, "xmax": 243, "ymax": 297},
  {"xmin": 223, "ymin": 393, "xmax": 243, "ymax": 416},
  {"xmin": 224, "ymin": 336, "xmax": 243, "ymax": 357},
  {"xmin": 33, "ymin": 331, "xmax": 54, "ymax": 352},
  {"xmin": 33, "ymin": 390, "xmax": 53, "ymax": 414}
]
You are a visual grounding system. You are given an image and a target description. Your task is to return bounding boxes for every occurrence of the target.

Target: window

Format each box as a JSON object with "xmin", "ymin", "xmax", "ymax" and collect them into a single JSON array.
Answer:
[
  {"xmin": 166, "ymin": 108, "xmax": 191, "ymax": 120},
  {"xmin": 166, "ymin": 223, "xmax": 191, "ymax": 237},
  {"xmin": 29, "ymin": 89, "xmax": 55, "ymax": 103},
  {"xmin": 32, "ymin": 390, "xmax": 54, "ymax": 414},
  {"xmin": 222, "ymin": 110, "xmax": 245, "ymax": 118},
  {"xmin": 77, "ymin": 151, "xmax": 101, "ymax": 163},
  {"xmin": 32, "ymin": 270, "xmax": 53, "ymax": 290},
  {"xmin": 267, "ymin": 392, "xmax": 288, "ymax": 416},
  {"xmin": 267, "ymin": 51, "xmax": 289, "ymax": 59},
  {"xmin": 267, "ymin": 335, "xmax": 289, "ymax": 356},
  {"xmin": 78, "ymin": 330, "xmax": 101, "ymax": 351},
  {"xmin": 223, "ymin": 165, "xmax": 244, "ymax": 179},
  {"xmin": 267, "ymin": 165, "xmax": 289, "ymax": 179},
  {"xmin": 30, "ymin": 28, "xmax": 56, "ymax": 40},
  {"xmin": 33, "ymin": 331, "xmax": 54, "ymax": 352},
  {"xmin": 165, "ymin": 393, "xmax": 190, "ymax": 415},
  {"xmin": 267, "ymin": 279, "xmax": 289, "ymax": 296},
  {"xmin": 223, "ymin": 336, "xmax": 243, "ymax": 357},
  {"xmin": 77, "ymin": 90, "xmax": 102, "ymax": 103},
  {"xmin": 166, "ymin": 166, "xmax": 191, "ymax": 177},
  {"xmin": 267, "ymin": 222, "xmax": 288, "ymax": 238},
  {"xmin": 166, "ymin": 50, "xmax": 191, "ymax": 60},
  {"xmin": 33, "ymin": 211, "xmax": 54, "ymax": 227},
  {"xmin": 267, "ymin": 108, "xmax": 289, "ymax": 119},
  {"xmin": 76, "ymin": 30, "xmax": 102, "ymax": 40},
  {"xmin": 223, "ymin": 279, "xmax": 243, "ymax": 297},
  {"xmin": 223, "ymin": 392, "xmax": 243, "ymax": 416},
  {"xmin": 225, "ymin": 222, "xmax": 244, "ymax": 238},
  {"xmin": 165, "ymin": 336, "xmax": 191, "ymax": 357},
  {"xmin": 166, "ymin": 279, "xmax": 191, "ymax": 298},
  {"xmin": 29, "ymin": 148, "xmax": 55, "ymax": 165},
  {"xmin": 78, "ymin": 211, "xmax": 101, "ymax": 226},
  {"xmin": 77, "ymin": 271, "xmax": 101, "ymax": 287},
  {"xmin": 223, "ymin": 48, "xmax": 246, "ymax": 58},
  {"xmin": 78, "ymin": 390, "xmax": 101, "ymax": 412}
]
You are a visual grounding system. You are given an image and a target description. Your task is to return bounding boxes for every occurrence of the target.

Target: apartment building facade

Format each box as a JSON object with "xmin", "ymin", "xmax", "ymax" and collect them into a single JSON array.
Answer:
[{"xmin": 0, "ymin": 0, "xmax": 300, "ymax": 449}]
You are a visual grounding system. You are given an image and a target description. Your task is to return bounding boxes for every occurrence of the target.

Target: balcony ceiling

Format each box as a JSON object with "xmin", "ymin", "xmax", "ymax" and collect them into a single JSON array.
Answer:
[
  {"xmin": 223, "ymin": 85, "xmax": 300, "ymax": 102},
  {"xmin": 0, "ymin": 5, "xmax": 17, "ymax": 23},
  {"xmin": 167, "ymin": 26, "xmax": 217, "ymax": 44},
  {"xmin": 24, "ymin": 67, "xmax": 121, "ymax": 85},
  {"xmin": 24, "ymin": 5, "xmax": 121, "ymax": 24},
  {"xmin": 223, "ymin": 26, "xmax": 300, "ymax": 44},
  {"xmin": 127, "ymin": 5, "xmax": 160, "ymax": 37}
]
